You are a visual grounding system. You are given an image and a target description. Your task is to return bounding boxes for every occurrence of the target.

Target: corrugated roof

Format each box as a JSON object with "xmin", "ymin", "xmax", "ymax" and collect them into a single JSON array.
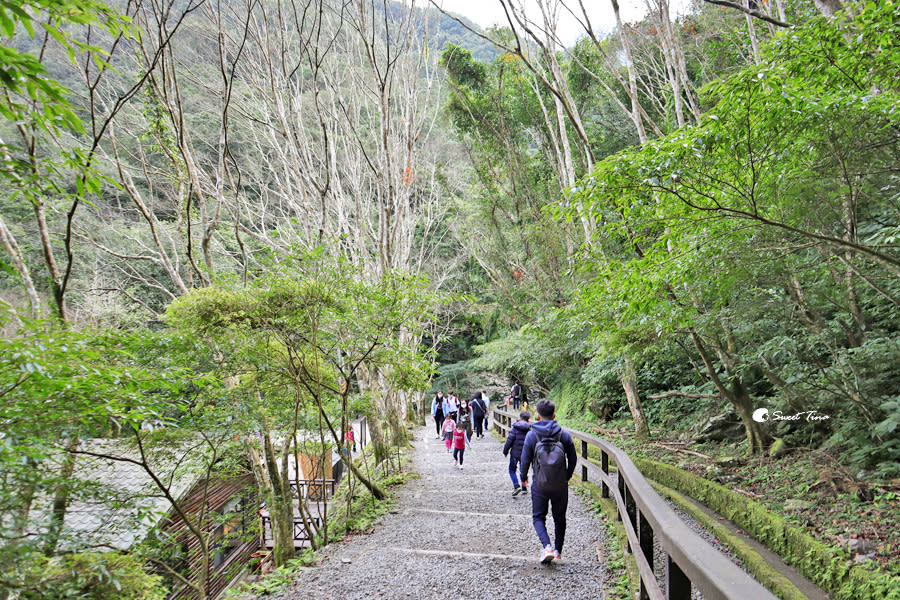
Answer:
[{"xmin": 32, "ymin": 438, "xmax": 205, "ymax": 551}]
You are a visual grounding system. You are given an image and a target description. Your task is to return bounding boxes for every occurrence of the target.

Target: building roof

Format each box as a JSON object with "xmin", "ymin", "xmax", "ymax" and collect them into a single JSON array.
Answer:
[{"xmin": 35, "ymin": 438, "xmax": 206, "ymax": 551}]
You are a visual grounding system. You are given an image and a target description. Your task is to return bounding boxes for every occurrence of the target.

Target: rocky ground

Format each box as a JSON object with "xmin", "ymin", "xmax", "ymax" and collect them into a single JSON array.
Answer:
[{"xmin": 268, "ymin": 425, "xmax": 612, "ymax": 600}]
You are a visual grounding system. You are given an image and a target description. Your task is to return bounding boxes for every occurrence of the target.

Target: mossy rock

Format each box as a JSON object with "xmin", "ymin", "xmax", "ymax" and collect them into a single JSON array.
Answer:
[{"xmin": 769, "ymin": 438, "xmax": 788, "ymax": 459}]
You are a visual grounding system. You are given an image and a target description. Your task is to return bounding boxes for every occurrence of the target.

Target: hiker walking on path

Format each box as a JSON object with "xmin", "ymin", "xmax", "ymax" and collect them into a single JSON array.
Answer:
[
  {"xmin": 443, "ymin": 391, "xmax": 459, "ymax": 422},
  {"xmin": 470, "ymin": 392, "xmax": 487, "ymax": 439},
  {"xmin": 451, "ymin": 420, "xmax": 471, "ymax": 470},
  {"xmin": 441, "ymin": 414, "xmax": 455, "ymax": 452},
  {"xmin": 457, "ymin": 398, "xmax": 473, "ymax": 442},
  {"xmin": 502, "ymin": 411, "xmax": 531, "ymax": 496},
  {"xmin": 510, "ymin": 381, "xmax": 522, "ymax": 410},
  {"xmin": 431, "ymin": 391, "xmax": 445, "ymax": 438},
  {"xmin": 345, "ymin": 425, "xmax": 356, "ymax": 453},
  {"xmin": 481, "ymin": 390, "xmax": 490, "ymax": 433},
  {"xmin": 520, "ymin": 399, "xmax": 577, "ymax": 564}
]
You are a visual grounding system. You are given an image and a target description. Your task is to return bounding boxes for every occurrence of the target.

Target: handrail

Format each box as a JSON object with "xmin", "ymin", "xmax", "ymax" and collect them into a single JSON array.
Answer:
[
  {"xmin": 260, "ymin": 514, "xmax": 322, "ymax": 542},
  {"xmin": 491, "ymin": 407, "xmax": 777, "ymax": 600},
  {"xmin": 290, "ymin": 477, "xmax": 337, "ymax": 499}
]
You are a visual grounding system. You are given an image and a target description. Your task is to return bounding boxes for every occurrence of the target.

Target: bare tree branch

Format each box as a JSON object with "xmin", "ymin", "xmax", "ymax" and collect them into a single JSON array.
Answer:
[{"xmin": 701, "ymin": 0, "xmax": 792, "ymax": 28}]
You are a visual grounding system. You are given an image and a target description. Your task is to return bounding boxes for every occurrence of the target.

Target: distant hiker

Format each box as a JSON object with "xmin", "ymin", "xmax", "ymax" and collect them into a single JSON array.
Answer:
[
  {"xmin": 481, "ymin": 390, "xmax": 490, "ymax": 433},
  {"xmin": 431, "ymin": 390, "xmax": 445, "ymax": 438},
  {"xmin": 345, "ymin": 425, "xmax": 356, "ymax": 453},
  {"xmin": 441, "ymin": 414, "xmax": 455, "ymax": 453},
  {"xmin": 503, "ymin": 411, "xmax": 531, "ymax": 496},
  {"xmin": 457, "ymin": 399, "xmax": 473, "ymax": 442},
  {"xmin": 510, "ymin": 381, "xmax": 522, "ymax": 410},
  {"xmin": 443, "ymin": 391, "xmax": 459, "ymax": 422},
  {"xmin": 520, "ymin": 399, "xmax": 577, "ymax": 564},
  {"xmin": 470, "ymin": 392, "xmax": 487, "ymax": 439},
  {"xmin": 452, "ymin": 420, "xmax": 471, "ymax": 470}
]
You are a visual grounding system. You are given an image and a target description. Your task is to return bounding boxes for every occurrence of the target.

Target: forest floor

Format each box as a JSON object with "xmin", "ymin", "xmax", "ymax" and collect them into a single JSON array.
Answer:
[{"xmin": 577, "ymin": 422, "xmax": 900, "ymax": 577}]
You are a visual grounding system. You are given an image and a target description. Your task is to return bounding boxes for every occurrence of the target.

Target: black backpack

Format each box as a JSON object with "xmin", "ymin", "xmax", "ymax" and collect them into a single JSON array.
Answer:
[{"xmin": 533, "ymin": 432, "xmax": 568, "ymax": 491}]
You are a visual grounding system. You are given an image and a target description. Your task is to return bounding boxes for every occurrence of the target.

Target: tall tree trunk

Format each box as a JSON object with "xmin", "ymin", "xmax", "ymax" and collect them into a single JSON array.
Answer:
[
  {"xmin": 621, "ymin": 357, "xmax": 650, "ymax": 439},
  {"xmin": 258, "ymin": 428, "xmax": 296, "ymax": 566},
  {"xmin": 0, "ymin": 214, "xmax": 41, "ymax": 318},
  {"xmin": 812, "ymin": 0, "xmax": 843, "ymax": 16},
  {"xmin": 42, "ymin": 437, "xmax": 80, "ymax": 554},
  {"xmin": 688, "ymin": 328, "xmax": 771, "ymax": 454},
  {"xmin": 611, "ymin": 0, "xmax": 649, "ymax": 143},
  {"xmin": 744, "ymin": 0, "xmax": 761, "ymax": 62},
  {"xmin": 33, "ymin": 197, "xmax": 67, "ymax": 322}
]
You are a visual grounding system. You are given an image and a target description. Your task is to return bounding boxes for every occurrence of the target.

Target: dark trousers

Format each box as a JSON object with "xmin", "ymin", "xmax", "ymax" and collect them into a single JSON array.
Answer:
[
  {"xmin": 512, "ymin": 397, "xmax": 520, "ymax": 410},
  {"xmin": 531, "ymin": 485, "xmax": 569, "ymax": 553},
  {"xmin": 433, "ymin": 413, "xmax": 443, "ymax": 436},
  {"xmin": 452, "ymin": 447, "xmax": 465, "ymax": 465},
  {"xmin": 508, "ymin": 455, "xmax": 521, "ymax": 488},
  {"xmin": 473, "ymin": 416, "xmax": 484, "ymax": 438}
]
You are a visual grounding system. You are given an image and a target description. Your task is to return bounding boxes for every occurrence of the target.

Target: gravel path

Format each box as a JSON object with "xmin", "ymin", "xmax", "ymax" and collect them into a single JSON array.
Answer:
[{"xmin": 270, "ymin": 425, "xmax": 611, "ymax": 600}]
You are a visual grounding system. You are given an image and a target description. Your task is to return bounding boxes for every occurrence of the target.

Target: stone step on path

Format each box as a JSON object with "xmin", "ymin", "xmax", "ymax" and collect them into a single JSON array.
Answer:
[{"xmin": 270, "ymin": 425, "xmax": 612, "ymax": 600}]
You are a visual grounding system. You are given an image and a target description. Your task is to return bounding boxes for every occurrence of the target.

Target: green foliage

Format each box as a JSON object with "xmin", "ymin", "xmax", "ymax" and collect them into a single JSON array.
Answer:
[
  {"xmin": 567, "ymin": 0, "xmax": 900, "ymax": 463},
  {"xmin": 165, "ymin": 254, "xmax": 437, "ymax": 406},
  {"xmin": 225, "ymin": 553, "xmax": 315, "ymax": 597},
  {"xmin": 14, "ymin": 552, "xmax": 166, "ymax": 600},
  {"xmin": 550, "ymin": 380, "xmax": 595, "ymax": 422},
  {"xmin": 439, "ymin": 43, "xmax": 486, "ymax": 88},
  {"xmin": 0, "ymin": 0, "xmax": 131, "ymax": 134},
  {"xmin": 469, "ymin": 310, "xmax": 588, "ymax": 391},
  {"xmin": 0, "ymin": 313, "xmax": 190, "ymax": 581}
]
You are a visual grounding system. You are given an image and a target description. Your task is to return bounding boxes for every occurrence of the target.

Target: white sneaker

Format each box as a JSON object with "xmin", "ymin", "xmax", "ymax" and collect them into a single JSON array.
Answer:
[
  {"xmin": 459, "ymin": 464, "xmax": 463, "ymax": 470},
  {"xmin": 541, "ymin": 545, "xmax": 556, "ymax": 564}
]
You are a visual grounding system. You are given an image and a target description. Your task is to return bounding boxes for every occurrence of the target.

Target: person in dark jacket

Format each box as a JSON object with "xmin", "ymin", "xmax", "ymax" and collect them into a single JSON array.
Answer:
[
  {"xmin": 510, "ymin": 381, "xmax": 522, "ymax": 410},
  {"xmin": 519, "ymin": 399, "xmax": 577, "ymax": 564},
  {"xmin": 470, "ymin": 391, "xmax": 487, "ymax": 439},
  {"xmin": 502, "ymin": 411, "xmax": 531, "ymax": 496},
  {"xmin": 456, "ymin": 399, "xmax": 473, "ymax": 442}
]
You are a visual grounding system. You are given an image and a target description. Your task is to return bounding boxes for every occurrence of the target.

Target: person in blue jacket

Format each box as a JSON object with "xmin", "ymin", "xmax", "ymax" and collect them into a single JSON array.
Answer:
[
  {"xmin": 519, "ymin": 399, "xmax": 578, "ymax": 564},
  {"xmin": 502, "ymin": 411, "xmax": 531, "ymax": 496},
  {"xmin": 430, "ymin": 391, "xmax": 445, "ymax": 438}
]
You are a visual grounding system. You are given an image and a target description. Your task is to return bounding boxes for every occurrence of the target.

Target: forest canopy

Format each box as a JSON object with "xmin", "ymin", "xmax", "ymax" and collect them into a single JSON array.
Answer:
[{"xmin": 1, "ymin": 0, "xmax": 899, "ymax": 595}]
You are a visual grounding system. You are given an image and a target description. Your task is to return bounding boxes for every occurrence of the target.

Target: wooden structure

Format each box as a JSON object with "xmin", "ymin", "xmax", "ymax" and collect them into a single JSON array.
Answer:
[
  {"xmin": 162, "ymin": 474, "xmax": 260, "ymax": 600},
  {"xmin": 492, "ymin": 407, "xmax": 778, "ymax": 600}
]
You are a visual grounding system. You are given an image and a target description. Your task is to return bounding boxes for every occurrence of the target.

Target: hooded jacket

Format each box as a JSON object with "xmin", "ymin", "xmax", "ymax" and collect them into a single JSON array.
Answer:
[
  {"xmin": 519, "ymin": 419, "xmax": 577, "ymax": 488},
  {"xmin": 503, "ymin": 420, "xmax": 531, "ymax": 460}
]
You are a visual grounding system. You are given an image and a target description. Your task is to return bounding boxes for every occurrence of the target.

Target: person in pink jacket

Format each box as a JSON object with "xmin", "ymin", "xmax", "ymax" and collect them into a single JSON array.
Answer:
[{"xmin": 441, "ymin": 414, "xmax": 455, "ymax": 453}]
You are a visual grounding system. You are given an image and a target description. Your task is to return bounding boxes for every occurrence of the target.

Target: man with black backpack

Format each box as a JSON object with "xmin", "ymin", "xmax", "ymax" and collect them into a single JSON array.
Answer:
[{"xmin": 519, "ymin": 399, "xmax": 578, "ymax": 564}]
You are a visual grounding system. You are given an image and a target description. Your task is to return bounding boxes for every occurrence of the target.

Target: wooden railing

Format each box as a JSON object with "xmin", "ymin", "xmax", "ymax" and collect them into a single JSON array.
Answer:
[
  {"xmin": 290, "ymin": 478, "xmax": 337, "ymax": 500},
  {"xmin": 260, "ymin": 515, "xmax": 323, "ymax": 543},
  {"xmin": 491, "ymin": 407, "xmax": 777, "ymax": 600}
]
